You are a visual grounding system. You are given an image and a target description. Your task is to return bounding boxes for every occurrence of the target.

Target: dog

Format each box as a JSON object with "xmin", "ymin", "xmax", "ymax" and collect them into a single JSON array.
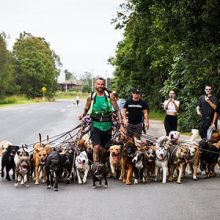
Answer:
[
  {"xmin": 14, "ymin": 145, "xmax": 30, "ymax": 186},
  {"xmin": 169, "ymin": 131, "xmax": 180, "ymax": 144},
  {"xmin": 91, "ymin": 162, "xmax": 108, "ymax": 188},
  {"xmin": 59, "ymin": 145, "xmax": 74, "ymax": 183},
  {"xmin": 45, "ymin": 150, "xmax": 61, "ymax": 191},
  {"xmin": 120, "ymin": 140, "xmax": 137, "ymax": 185},
  {"xmin": 1, "ymin": 145, "xmax": 19, "ymax": 181},
  {"xmin": 155, "ymin": 146, "xmax": 169, "ymax": 184},
  {"xmin": 132, "ymin": 149, "xmax": 147, "ymax": 184},
  {"xmin": 0, "ymin": 140, "xmax": 13, "ymax": 175},
  {"xmin": 143, "ymin": 146, "xmax": 156, "ymax": 181},
  {"xmin": 199, "ymin": 139, "xmax": 220, "ymax": 177},
  {"xmin": 14, "ymin": 156, "xmax": 31, "ymax": 187},
  {"xmin": 32, "ymin": 134, "xmax": 52, "ymax": 184},
  {"xmin": 168, "ymin": 144, "xmax": 190, "ymax": 183},
  {"xmin": 109, "ymin": 145, "xmax": 121, "ymax": 178},
  {"xmin": 75, "ymin": 151, "xmax": 89, "ymax": 184}
]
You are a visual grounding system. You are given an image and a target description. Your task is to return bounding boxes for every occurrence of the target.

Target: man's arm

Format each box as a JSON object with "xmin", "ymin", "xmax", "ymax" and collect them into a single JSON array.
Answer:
[
  {"xmin": 79, "ymin": 96, "xmax": 91, "ymax": 119},
  {"xmin": 110, "ymin": 98, "xmax": 122, "ymax": 124},
  {"xmin": 205, "ymin": 96, "xmax": 217, "ymax": 110},
  {"xmin": 143, "ymin": 109, "xmax": 149, "ymax": 130}
]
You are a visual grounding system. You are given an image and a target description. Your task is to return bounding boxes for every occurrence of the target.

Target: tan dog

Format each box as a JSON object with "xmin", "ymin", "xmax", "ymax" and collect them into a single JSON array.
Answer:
[
  {"xmin": 168, "ymin": 144, "xmax": 190, "ymax": 184},
  {"xmin": 33, "ymin": 134, "xmax": 52, "ymax": 184},
  {"xmin": 109, "ymin": 145, "xmax": 121, "ymax": 178},
  {"xmin": 183, "ymin": 143, "xmax": 200, "ymax": 180}
]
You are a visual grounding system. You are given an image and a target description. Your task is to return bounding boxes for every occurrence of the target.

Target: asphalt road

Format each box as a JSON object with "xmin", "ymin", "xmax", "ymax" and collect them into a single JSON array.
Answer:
[{"xmin": 0, "ymin": 100, "xmax": 220, "ymax": 220}]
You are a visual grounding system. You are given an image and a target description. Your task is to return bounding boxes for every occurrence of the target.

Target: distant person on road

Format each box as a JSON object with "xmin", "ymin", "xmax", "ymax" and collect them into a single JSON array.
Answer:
[
  {"xmin": 163, "ymin": 90, "xmax": 180, "ymax": 136},
  {"xmin": 122, "ymin": 88, "xmax": 149, "ymax": 139},
  {"xmin": 76, "ymin": 96, "xmax": 80, "ymax": 107},
  {"xmin": 79, "ymin": 78, "xmax": 122, "ymax": 162},
  {"xmin": 196, "ymin": 85, "xmax": 217, "ymax": 138}
]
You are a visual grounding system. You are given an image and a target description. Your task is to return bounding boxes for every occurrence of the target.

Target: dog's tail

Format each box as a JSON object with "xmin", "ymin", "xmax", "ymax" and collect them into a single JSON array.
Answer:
[
  {"xmin": 46, "ymin": 135, "xmax": 49, "ymax": 145},
  {"xmin": 38, "ymin": 133, "xmax": 42, "ymax": 145}
]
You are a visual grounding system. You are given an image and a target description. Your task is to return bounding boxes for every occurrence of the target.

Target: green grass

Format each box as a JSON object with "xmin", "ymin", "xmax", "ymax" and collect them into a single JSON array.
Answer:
[
  {"xmin": 0, "ymin": 95, "xmax": 47, "ymax": 107},
  {"xmin": 149, "ymin": 111, "xmax": 165, "ymax": 120},
  {"xmin": 55, "ymin": 91, "xmax": 88, "ymax": 100}
]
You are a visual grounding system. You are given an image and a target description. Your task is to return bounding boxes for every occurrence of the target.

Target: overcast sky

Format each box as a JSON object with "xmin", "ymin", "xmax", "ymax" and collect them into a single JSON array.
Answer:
[{"xmin": 0, "ymin": 0, "xmax": 124, "ymax": 78}]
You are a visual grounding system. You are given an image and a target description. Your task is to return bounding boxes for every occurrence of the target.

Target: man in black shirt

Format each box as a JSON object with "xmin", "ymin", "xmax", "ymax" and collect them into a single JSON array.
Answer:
[
  {"xmin": 122, "ymin": 89, "xmax": 149, "ymax": 138},
  {"xmin": 196, "ymin": 85, "xmax": 217, "ymax": 138}
]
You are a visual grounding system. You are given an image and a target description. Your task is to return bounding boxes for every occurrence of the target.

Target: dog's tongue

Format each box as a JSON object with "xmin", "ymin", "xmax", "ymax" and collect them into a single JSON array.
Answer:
[{"xmin": 113, "ymin": 155, "xmax": 119, "ymax": 161}]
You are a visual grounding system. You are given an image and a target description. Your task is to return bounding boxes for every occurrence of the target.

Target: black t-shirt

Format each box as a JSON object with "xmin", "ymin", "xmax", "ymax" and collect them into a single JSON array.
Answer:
[
  {"xmin": 123, "ymin": 98, "xmax": 149, "ymax": 124},
  {"xmin": 215, "ymin": 102, "xmax": 220, "ymax": 119},
  {"xmin": 198, "ymin": 95, "xmax": 217, "ymax": 119}
]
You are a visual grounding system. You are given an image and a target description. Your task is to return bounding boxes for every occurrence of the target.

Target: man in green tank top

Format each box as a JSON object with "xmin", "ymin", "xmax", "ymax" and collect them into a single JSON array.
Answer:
[{"xmin": 79, "ymin": 77, "xmax": 122, "ymax": 162}]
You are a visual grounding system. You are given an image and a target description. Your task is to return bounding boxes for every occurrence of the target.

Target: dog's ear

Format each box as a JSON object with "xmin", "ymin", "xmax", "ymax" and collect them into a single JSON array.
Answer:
[{"xmin": 45, "ymin": 146, "xmax": 52, "ymax": 155}]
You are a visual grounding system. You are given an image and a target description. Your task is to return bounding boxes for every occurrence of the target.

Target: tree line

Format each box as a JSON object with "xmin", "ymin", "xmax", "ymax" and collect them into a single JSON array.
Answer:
[
  {"xmin": 110, "ymin": 0, "xmax": 220, "ymax": 131},
  {"xmin": 0, "ymin": 32, "xmax": 61, "ymax": 98}
]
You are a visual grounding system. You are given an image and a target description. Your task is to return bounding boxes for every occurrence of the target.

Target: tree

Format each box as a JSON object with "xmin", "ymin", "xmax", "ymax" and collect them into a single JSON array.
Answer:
[
  {"xmin": 12, "ymin": 32, "xmax": 61, "ymax": 98},
  {"xmin": 0, "ymin": 33, "xmax": 15, "ymax": 97},
  {"xmin": 112, "ymin": 0, "xmax": 220, "ymax": 131}
]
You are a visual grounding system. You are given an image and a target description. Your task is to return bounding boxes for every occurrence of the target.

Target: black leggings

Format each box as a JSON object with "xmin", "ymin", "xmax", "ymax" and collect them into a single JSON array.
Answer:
[{"xmin": 164, "ymin": 115, "xmax": 177, "ymax": 136}]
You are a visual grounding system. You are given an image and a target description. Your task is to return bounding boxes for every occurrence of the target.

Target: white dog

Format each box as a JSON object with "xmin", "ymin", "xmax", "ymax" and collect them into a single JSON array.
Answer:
[
  {"xmin": 155, "ymin": 146, "xmax": 169, "ymax": 184},
  {"xmin": 75, "ymin": 151, "xmax": 90, "ymax": 184}
]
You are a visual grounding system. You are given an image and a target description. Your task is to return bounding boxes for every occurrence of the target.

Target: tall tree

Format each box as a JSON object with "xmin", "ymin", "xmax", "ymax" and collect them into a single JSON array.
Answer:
[
  {"xmin": 12, "ymin": 32, "xmax": 61, "ymax": 98},
  {"xmin": 0, "ymin": 33, "xmax": 15, "ymax": 96}
]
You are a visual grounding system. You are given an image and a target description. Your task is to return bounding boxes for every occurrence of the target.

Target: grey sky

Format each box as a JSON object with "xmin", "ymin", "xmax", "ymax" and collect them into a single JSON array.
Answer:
[{"xmin": 0, "ymin": 0, "xmax": 124, "ymax": 78}]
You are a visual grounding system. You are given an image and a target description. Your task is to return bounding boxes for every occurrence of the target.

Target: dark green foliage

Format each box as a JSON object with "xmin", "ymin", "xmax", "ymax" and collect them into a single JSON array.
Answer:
[
  {"xmin": 12, "ymin": 32, "xmax": 60, "ymax": 98},
  {"xmin": 111, "ymin": 0, "xmax": 220, "ymax": 131}
]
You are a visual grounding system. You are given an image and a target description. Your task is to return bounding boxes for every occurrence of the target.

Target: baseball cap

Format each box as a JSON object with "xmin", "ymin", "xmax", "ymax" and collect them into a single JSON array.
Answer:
[{"xmin": 132, "ymin": 88, "xmax": 141, "ymax": 94}]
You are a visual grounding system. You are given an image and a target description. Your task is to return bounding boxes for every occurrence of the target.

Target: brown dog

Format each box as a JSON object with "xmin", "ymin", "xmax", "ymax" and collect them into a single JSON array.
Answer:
[
  {"xmin": 33, "ymin": 134, "xmax": 52, "ymax": 184},
  {"xmin": 120, "ymin": 140, "xmax": 137, "ymax": 185},
  {"xmin": 109, "ymin": 145, "xmax": 121, "ymax": 178}
]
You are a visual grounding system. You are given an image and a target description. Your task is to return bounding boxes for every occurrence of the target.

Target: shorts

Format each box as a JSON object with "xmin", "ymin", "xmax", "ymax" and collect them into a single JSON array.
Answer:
[
  {"xmin": 91, "ymin": 127, "xmax": 112, "ymax": 149},
  {"xmin": 127, "ymin": 123, "xmax": 143, "ymax": 138}
]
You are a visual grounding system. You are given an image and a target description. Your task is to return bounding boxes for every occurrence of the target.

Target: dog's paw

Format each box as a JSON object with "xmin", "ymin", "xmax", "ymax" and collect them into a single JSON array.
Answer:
[
  {"xmin": 35, "ymin": 181, "xmax": 39, "ymax": 185},
  {"xmin": 193, "ymin": 175, "xmax": 197, "ymax": 180},
  {"xmin": 104, "ymin": 184, "xmax": 108, "ymax": 188},
  {"xmin": 125, "ymin": 180, "xmax": 131, "ymax": 185},
  {"xmin": 92, "ymin": 185, "xmax": 97, "ymax": 189},
  {"xmin": 14, "ymin": 183, "xmax": 18, "ymax": 187},
  {"xmin": 162, "ymin": 181, "xmax": 166, "ymax": 184},
  {"xmin": 82, "ymin": 178, "xmax": 87, "ymax": 183},
  {"xmin": 54, "ymin": 188, "xmax": 58, "ymax": 191},
  {"xmin": 78, "ymin": 181, "xmax": 82, "ymax": 184},
  {"xmin": 118, "ymin": 176, "xmax": 122, "ymax": 180},
  {"xmin": 177, "ymin": 181, "xmax": 182, "ymax": 184},
  {"xmin": 201, "ymin": 170, "xmax": 206, "ymax": 175},
  {"xmin": 47, "ymin": 185, "xmax": 51, "ymax": 189},
  {"xmin": 25, "ymin": 184, "xmax": 30, "ymax": 187},
  {"xmin": 134, "ymin": 179, "xmax": 138, "ymax": 184}
]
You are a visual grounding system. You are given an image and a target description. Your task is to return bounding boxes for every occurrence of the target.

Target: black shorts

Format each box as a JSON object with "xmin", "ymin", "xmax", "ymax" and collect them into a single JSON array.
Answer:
[
  {"xmin": 127, "ymin": 123, "xmax": 142, "ymax": 138},
  {"xmin": 91, "ymin": 127, "xmax": 112, "ymax": 148}
]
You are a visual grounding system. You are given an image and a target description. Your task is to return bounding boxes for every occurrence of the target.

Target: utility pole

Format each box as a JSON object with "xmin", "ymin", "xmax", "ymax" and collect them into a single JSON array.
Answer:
[{"xmin": 91, "ymin": 69, "xmax": 93, "ymax": 92}]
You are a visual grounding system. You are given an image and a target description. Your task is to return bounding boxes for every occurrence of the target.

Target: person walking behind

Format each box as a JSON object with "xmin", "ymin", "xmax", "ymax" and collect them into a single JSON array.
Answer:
[
  {"xmin": 79, "ymin": 78, "xmax": 122, "ymax": 162},
  {"xmin": 163, "ymin": 90, "xmax": 180, "ymax": 136},
  {"xmin": 122, "ymin": 88, "xmax": 149, "ymax": 139},
  {"xmin": 196, "ymin": 85, "xmax": 217, "ymax": 138},
  {"xmin": 76, "ymin": 96, "xmax": 80, "ymax": 107},
  {"xmin": 211, "ymin": 88, "xmax": 220, "ymax": 132}
]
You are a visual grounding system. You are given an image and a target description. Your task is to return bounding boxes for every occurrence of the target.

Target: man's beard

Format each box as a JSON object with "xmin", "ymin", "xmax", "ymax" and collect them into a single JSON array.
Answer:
[{"xmin": 96, "ymin": 87, "xmax": 104, "ymax": 92}]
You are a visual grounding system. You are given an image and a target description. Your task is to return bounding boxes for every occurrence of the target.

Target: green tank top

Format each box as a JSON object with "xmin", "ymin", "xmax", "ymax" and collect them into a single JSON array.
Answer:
[{"xmin": 91, "ymin": 95, "xmax": 112, "ymax": 131}]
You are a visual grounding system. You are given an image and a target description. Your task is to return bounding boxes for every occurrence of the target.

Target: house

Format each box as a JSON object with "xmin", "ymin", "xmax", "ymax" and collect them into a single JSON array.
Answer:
[{"xmin": 57, "ymin": 79, "xmax": 83, "ymax": 92}]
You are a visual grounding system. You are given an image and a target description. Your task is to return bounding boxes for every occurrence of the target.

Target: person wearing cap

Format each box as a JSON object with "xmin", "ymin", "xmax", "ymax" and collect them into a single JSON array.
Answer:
[
  {"xmin": 122, "ymin": 88, "xmax": 149, "ymax": 138},
  {"xmin": 163, "ymin": 90, "xmax": 180, "ymax": 136}
]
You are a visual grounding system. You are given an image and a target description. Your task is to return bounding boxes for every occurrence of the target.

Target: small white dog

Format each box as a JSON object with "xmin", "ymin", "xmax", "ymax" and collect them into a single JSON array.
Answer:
[
  {"xmin": 75, "ymin": 151, "xmax": 90, "ymax": 184},
  {"xmin": 155, "ymin": 146, "xmax": 169, "ymax": 184}
]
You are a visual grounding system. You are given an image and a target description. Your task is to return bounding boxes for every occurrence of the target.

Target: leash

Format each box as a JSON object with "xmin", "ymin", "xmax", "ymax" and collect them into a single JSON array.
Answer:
[{"xmin": 25, "ymin": 123, "xmax": 82, "ymax": 148}]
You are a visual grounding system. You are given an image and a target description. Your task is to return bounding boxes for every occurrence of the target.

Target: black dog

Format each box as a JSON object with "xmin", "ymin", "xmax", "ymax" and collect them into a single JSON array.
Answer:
[
  {"xmin": 59, "ymin": 147, "xmax": 74, "ymax": 183},
  {"xmin": 199, "ymin": 139, "xmax": 220, "ymax": 177},
  {"xmin": 45, "ymin": 151, "xmax": 61, "ymax": 191},
  {"xmin": 91, "ymin": 162, "xmax": 108, "ymax": 188},
  {"xmin": 1, "ymin": 145, "xmax": 19, "ymax": 181}
]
